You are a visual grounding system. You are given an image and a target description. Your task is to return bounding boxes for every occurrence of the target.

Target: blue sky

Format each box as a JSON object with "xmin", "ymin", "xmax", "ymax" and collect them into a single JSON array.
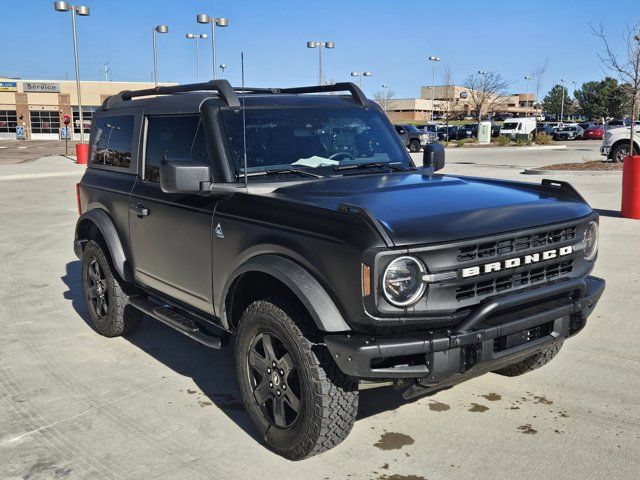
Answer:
[{"xmin": 3, "ymin": 0, "xmax": 639, "ymax": 99}]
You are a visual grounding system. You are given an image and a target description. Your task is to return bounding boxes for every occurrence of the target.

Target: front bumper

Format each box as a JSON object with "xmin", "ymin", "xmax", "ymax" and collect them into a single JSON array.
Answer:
[
  {"xmin": 601, "ymin": 145, "xmax": 610, "ymax": 157},
  {"xmin": 326, "ymin": 276, "xmax": 604, "ymax": 386}
]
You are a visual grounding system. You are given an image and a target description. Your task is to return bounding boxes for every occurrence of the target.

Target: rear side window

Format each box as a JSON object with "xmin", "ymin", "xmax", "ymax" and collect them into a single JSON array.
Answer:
[
  {"xmin": 91, "ymin": 115, "xmax": 135, "ymax": 168},
  {"xmin": 144, "ymin": 115, "xmax": 207, "ymax": 183}
]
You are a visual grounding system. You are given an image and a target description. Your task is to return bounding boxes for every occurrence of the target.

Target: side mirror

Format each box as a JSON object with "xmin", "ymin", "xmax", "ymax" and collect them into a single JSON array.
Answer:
[
  {"xmin": 422, "ymin": 143, "xmax": 445, "ymax": 172},
  {"xmin": 159, "ymin": 159, "xmax": 245, "ymax": 196},
  {"xmin": 160, "ymin": 160, "xmax": 212, "ymax": 193}
]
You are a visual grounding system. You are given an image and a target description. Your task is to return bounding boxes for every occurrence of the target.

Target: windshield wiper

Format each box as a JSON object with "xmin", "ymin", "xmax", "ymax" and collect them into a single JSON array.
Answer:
[
  {"xmin": 243, "ymin": 168, "xmax": 323, "ymax": 178},
  {"xmin": 334, "ymin": 162, "xmax": 413, "ymax": 173}
]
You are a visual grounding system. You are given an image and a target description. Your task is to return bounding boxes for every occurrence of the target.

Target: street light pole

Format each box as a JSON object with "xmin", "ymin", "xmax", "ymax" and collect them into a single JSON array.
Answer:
[
  {"xmin": 524, "ymin": 75, "xmax": 532, "ymax": 117},
  {"xmin": 350, "ymin": 71, "xmax": 372, "ymax": 90},
  {"xmin": 54, "ymin": 1, "xmax": 90, "ymax": 143},
  {"xmin": 477, "ymin": 70, "xmax": 487, "ymax": 121},
  {"xmin": 428, "ymin": 56, "xmax": 440, "ymax": 121},
  {"xmin": 382, "ymin": 84, "xmax": 390, "ymax": 112},
  {"xmin": 219, "ymin": 64, "xmax": 227, "ymax": 79},
  {"xmin": 306, "ymin": 41, "xmax": 334, "ymax": 85},
  {"xmin": 186, "ymin": 33, "xmax": 208, "ymax": 82},
  {"xmin": 196, "ymin": 14, "xmax": 228, "ymax": 80},
  {"xmin": 560, "ymin": 78, "xmax": 567, "ymax": 123},
  {"xmin": 152, "ymin": 25, "xmax": 168, "ymax": 87}
]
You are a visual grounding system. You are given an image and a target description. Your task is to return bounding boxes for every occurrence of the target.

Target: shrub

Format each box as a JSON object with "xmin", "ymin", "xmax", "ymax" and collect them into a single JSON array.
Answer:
[
  {"xmin": 535, "ymin": 133, "xmax": 553, "ymax": 145},
  {"xmin": 493, "ymin": 135, "xmax": 510, "ymax": 146},
  {"xmin": 515, "ymin": 137, "xmax": 533, "ymax": 146}
]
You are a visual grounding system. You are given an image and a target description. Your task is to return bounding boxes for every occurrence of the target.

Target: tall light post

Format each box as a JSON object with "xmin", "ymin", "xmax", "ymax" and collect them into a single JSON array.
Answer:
[
  {"xmin": 186, "ymin": 33, "xmax": 208, "ymax": 82},
  {"xmin": 382, "ymin": 84, "xmax": 390, "ymax": 112},
  {"xmin": 350, "ymin": 71, "xmax": 372, "ymax": 90},
  {"xmin": 524, "ymin": 75, "xmax": 532, "ymax": 117},
  {"xmin": 54, "ymin": 1, "xmax": 89, "ymax": 143},
  {"xmin": 477, "ymin": 70, "xmax": 487, "ymax": 121},
  {"xmin": 560, "ymin": 78, "xmax": 567, "ymax": 123},
  {"xmin": 306, "ymin": 41, "xmax": 334, "ymax": 85},
  {"xmin": 219, "ymin": 64, "xmax": 227, "ymax": 79},
  {"xmin": 428, "ymin": 56, "xmax": 440, "ymax": 121},
  {"xmin": 196, "ymin": 14, "xmax": 228, "ymax": 80},
  {"xmin": 152, "ymin": 25, "xmax": 169, "ymax": 86}
]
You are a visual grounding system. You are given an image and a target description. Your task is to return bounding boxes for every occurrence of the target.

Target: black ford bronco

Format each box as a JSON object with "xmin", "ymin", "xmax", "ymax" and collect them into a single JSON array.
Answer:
[{"xmin": 74, "ymin": 80, "xmax": 604, "ymax": 460}]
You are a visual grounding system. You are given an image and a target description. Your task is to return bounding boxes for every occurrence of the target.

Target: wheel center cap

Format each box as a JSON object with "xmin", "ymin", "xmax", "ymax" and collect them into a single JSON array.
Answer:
[{"xmin": 271, "ymin": 372, "xmax": 280, "ymax": 386}]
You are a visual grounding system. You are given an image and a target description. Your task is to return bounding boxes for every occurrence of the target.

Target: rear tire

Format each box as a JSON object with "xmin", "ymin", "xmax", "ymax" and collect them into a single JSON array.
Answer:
[
  {"xmin": 494, "ymin": 342, "xmax": 563, "ymax": 377},
  {"xmin": 409, "ymin": 140, "xmax": 421, "ymax": 152},
  {"xmin": 81, "ymin": 240, "xmax": 142, "ymax": 337},
  {"xmin": 234, "ymin": 297, "xmax": 358, "ymax": 460}
]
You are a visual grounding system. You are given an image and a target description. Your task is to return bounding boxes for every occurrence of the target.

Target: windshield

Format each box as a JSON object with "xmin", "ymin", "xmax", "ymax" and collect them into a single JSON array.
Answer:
[
  {"xmin": 221, "ymin": 107, "xmax": 411, "ymax": 175},
  {"xmin": 558, "ymin": 127, "xmax": 575, "ymax": 132},
  {"xmin": 405, "ymin": 125, "xmax": 421, "ymax": 133}
]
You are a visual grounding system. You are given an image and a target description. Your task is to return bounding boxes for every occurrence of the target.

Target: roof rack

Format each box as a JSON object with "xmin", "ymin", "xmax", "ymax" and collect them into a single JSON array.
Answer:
[{"xmin": 100, "ymin": 80, "xmax": 368, "ymax": 111}]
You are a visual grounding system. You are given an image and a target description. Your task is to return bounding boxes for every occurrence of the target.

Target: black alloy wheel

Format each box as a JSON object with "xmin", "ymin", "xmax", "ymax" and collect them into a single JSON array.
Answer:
[
  {"xmin": 87, "ymin": 257, "xmax": 109, "ymax": 317},
  {"xmin": 247, "ymin": 331, "xmax": 301, "ymax": 428}
]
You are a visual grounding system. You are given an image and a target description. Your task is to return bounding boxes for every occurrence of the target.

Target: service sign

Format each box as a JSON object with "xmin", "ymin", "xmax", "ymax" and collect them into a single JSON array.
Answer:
[
  {"xmin": 0, "ymin": 81, "xmax": 17, "ymax": 92},
  {"xmin": 23, "ymin": 82, "xmax": 61, "ymax": 93}
]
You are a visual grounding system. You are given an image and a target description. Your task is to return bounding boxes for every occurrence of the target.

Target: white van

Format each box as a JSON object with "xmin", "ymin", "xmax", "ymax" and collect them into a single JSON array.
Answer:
[{"xmin": 500, "ymin": 117, "xmax": 537, "ymax": 139}]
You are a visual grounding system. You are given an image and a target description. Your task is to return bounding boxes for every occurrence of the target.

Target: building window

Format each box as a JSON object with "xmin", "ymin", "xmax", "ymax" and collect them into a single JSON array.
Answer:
[
  {"xmin": 0, "ymin": 110, "xmax": 17, "ymax": 133},
  {"xmin": 30, "ymin": 110, "xmax": 60, "ymax": 134},
  {"xmin": 73, "ymin": 106, "xmax": 96, "ymax": 134}
]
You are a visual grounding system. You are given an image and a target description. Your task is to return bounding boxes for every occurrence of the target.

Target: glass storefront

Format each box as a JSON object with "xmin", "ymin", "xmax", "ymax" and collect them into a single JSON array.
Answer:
[
  {"xmin": 73, "ymin": 106, "xmax": 96, "ymax": 134},
  {"xmin": 0, "ymin": 110, "xmax": 17, "ymax": 132},
  {"xmin": 30, "ymin": 110, "xmax": 60, "ymax": 134}
]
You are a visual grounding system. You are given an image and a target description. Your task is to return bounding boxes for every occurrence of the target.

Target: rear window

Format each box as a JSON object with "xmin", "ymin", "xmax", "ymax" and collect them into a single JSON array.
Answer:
[
  {"xmin": 90, "ymin": 115, "xmax": 134, "ymax": 168},
  {"xmin": 501, "ymin": 122, "xmax": 519, "ymax": 130}
]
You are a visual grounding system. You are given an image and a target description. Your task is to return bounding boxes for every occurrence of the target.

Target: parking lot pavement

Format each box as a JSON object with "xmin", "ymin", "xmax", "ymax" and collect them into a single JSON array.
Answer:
[
  {"xmin": 0, "ymin": 140, "xmax": 80, "ymax": 165},
  {"xmin": 0, "ymin": 148, "xmax": 638, "ymax": 480}
]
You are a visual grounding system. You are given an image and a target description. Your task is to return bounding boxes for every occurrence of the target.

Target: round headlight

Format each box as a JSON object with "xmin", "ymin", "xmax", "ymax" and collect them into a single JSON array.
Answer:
[
  {"xmin": 382, "ymin": 256, "xmax": 426, "ymax": 307},
  {"xmin": 584, "ymin": 221, "xmax": 599, "ymax": 261}
]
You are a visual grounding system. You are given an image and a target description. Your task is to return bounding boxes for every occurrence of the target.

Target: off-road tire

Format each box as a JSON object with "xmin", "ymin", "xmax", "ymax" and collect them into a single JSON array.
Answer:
[
  {"xmin": 81, "ymin": 240, "xmax": 142, "ymax": 337},
  {"xmin": 610, "ymin": 143, "xmax": 638, "ymax": 163},
  {"xmin": 409, "ymin": 140, "xmax": 421, "ymax": 152},
  {"xmin": 234, "ymin": 297, "xmax": 359, "ymax": 460},
  {"xmin": 494, "ymin": 342, "xmax": 563, "ymax": 377}
]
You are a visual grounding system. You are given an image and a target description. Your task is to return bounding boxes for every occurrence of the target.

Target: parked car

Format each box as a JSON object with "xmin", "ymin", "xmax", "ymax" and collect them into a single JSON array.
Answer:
[
  {"xmin": 414, "ymin": 124, "xmax": 439, "ymax": 143},
  {"xmin": 74, "ymin": 79, "xmax": 605, "ymax": 460},
  {"xmin": 583, "ymin": 125, "xmax": 604, "ymax": 140},
  {"xmin": 494, "ymin": 113, "xmax": 514, "ymax": 121},
  {"xmin": 601, "ymin": 123, "xmax": 640, "ymax": 162},
  {"xmin": 535, "ymin": 124, "xmax": 555, "ymax": 135},
  {"xmin": 437, "ymin": 125, "xmax": 472, "ymax": 141},
  {"xmin": 553, "ymin": 125, "xmax": 585, "ymax": 140},
  {"xmin": 500, "ymin": 117, "xmax": 537, "ymax": 139},
  {"xmin": 543, "ymin": 122, "xmax": 564, "ymax": 132},
  {"xmin": 394, "ymin": 124, "xmax": 429, "ymax": 152}
]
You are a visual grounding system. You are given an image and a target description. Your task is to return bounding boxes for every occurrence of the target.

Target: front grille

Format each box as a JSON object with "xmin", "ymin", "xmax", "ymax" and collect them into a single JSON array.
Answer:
[
  {"xmin": 456, "ymin": 226, "xmax": 576, "ymax": 263},
  {"xmin": 455, "ymin": 260, "xmax": 574, "ymax": 300}
]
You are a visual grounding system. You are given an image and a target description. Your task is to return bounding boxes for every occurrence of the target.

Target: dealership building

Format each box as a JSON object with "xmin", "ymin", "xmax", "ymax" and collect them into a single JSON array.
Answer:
[{"xmin": 0, "ymin": 79, "xmax": 175, "ymax": 140}]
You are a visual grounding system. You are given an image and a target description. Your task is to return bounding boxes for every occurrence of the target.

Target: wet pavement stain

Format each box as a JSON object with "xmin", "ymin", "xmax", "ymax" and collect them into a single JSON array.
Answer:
[
  {"xmin": 558, "ymin": 410, "xmax": 569, "ymax": 418},
  {"xmin": 481, "ymin": 393, "xmax": 502, "ymax": 401},
  {"xmin": 532, "ymin": 395, "xmax": 553, "ymax": 405},
  {"xmin": 377, "ymin": 475, "xmax": 426, "ymax": 480},
  {"xmin": 199, "ymin": 400, "xmax": 213, "ymax": 407},
  {"xmin": 518, "ymin": 424, "xmax": 538, "ymax": 434},
  {"xmin": 374, "ymin": 432, "xmax": 415, "ymax": 451},
  {"xmin": 428, "ymin": 400, "xmax": 451, "ymax": 412},
  {"xmin": 186, "ymin": 388, "xmax": 197, "ymax": 394},
  {"xmin": 468, "ymin": 403, "xmax": 489, "ymax": 413},
  {"xmin": 381, "ymin": 463, "xmax": 390, "ymax": 470}
]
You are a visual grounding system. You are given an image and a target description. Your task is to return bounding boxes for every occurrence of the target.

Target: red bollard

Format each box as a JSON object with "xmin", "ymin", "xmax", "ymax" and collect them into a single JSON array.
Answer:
[
  {"xmin": 76, "ymin": 143, "xmax": 89, "ymax": 165},
  {"xmin": 621, "ymin": 155, "xmax": 640, "ymax": 219}
]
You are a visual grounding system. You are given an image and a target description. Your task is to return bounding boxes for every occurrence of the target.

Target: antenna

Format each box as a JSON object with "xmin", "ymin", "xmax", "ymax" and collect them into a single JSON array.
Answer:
[{"xmin": 241, "ymin": 52, "xmax": 248, "ymax": 186}]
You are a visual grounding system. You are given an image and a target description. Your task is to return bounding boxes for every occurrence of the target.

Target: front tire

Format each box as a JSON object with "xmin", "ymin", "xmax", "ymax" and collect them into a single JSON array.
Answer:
[
  {"xmin": 494, "ymin": 342, "xmax": 563, "ymax": 377},
  {"xmin": 610, "ymin": 143, "xmax": 638, "ymax": 163},
  {"xmin": 81, "ymin": 240, "xmax": 142, "ymax": 337},
  {"xmin": 234, "ymin": 297, "xmax": 359, "ymax": 460},
  {"xmin": 409, "ymin": 140, "xmax": 421, "ymax": 152}
]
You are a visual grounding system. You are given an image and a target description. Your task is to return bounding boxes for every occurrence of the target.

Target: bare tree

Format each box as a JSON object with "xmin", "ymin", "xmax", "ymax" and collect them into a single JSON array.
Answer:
[
  {"xmin": 592, "ymin": 22, "xmax": 640, "ymax": 155},
  {"xmin": 373, "ymin": 88, "xmax": 395, "ymax": 112},
  {"xmin": 532, "ymin": 60, "xmax": 549, "ymax": 113},
  {"xmin": 463, "ymin": 71, "xmax": 512, "ymax": 121}
]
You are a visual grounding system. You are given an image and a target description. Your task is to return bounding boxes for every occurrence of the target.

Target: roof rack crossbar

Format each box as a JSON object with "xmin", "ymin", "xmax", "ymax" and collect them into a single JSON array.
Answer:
[
  {"xmin": 101, "ymin": 79, "xmax": 241, "ymax": 110},
  {"xmin": 279, "ymin": 82, "xmax": 367, "ymax": 105}
]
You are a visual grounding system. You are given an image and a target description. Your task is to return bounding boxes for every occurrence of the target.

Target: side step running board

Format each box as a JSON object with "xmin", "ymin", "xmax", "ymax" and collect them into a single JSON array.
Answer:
[{"xmin": 128, "ymin": 296, "xmax": 222, "ymax": 349}]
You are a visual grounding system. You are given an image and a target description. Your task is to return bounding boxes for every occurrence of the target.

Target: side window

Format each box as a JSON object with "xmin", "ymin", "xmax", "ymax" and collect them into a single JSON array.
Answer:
[
  {"xmin": 395, "ymin": 126, "xmax": 406, "ymax": 134},
  {"xmin": 144, "ymin": 115, "xmax": 205, "ymax": 183},
  {"xmin": 91, "ymin": 115, "xmax": 134, "ymax": 168}
]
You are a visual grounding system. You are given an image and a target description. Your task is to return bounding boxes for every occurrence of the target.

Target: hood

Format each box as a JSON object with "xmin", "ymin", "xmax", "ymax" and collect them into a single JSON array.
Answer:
[{"xmin": 272, "ymin": 172, "xmax": 592, "ymax": 246}]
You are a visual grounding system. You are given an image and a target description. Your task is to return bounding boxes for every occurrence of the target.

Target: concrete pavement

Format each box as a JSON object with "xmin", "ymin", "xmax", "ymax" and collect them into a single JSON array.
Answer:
[{"xmin": 0, "ymin": 143, "xmax": 638, "ymax": 480}]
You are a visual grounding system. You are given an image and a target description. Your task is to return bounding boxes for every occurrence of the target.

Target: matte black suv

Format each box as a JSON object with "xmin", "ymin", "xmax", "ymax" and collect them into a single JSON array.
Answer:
[{"xmin": 74, "ymin": 80, "xmax": 605, "ymax": 460}]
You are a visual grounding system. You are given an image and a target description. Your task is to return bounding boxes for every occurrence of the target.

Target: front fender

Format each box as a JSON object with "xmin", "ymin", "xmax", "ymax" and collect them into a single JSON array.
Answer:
[
  {"xmin": 223, "ymin": 254, "xmax": 351, "ymax": 333},
  {"xmin": 74, "ymin": 209, "xmax": 133, "ymax": 282}
]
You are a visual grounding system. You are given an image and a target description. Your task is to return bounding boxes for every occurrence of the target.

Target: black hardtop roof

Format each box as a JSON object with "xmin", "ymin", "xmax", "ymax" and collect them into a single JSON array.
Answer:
[{"xmin": 99, "ymin": 79, "xmax": 374, "ymax": 115}]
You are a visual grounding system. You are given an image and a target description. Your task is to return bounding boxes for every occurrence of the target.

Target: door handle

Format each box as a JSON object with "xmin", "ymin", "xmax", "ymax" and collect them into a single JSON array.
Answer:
[{"xmin": 130, "ymin": 203, "xmax": 149, "ymax": 217}]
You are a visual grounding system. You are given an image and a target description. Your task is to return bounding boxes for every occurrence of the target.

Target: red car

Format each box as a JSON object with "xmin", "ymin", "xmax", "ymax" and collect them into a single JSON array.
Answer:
[{"xmin": 583, "ymin": 125, "xmax": 604, "ymax": 140}]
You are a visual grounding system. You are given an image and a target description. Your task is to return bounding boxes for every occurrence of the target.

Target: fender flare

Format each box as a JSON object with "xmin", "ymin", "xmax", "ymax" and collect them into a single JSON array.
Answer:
[
  {"xmin": 224, "ymin": 255, "xmax": 351, "ymax": 333},
  {"xmin": 74, "ymin": 209, "xmax": 134, "ymax": 282}
]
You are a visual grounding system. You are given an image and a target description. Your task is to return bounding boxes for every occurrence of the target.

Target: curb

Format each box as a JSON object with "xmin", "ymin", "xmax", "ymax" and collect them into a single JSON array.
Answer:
[
  {"xmin": 522, "ymin": 168, "xmax": 622, "ymax": 176},
  {"xmin": 453, "ymin": 145, "xmax": 567, "ymax": 152}
]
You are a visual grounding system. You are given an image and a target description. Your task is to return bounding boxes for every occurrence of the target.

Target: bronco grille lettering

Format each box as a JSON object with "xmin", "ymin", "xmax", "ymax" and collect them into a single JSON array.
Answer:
[{"xmin": 461, "ymin": 245, "xmax": 574, "ymax": 278}]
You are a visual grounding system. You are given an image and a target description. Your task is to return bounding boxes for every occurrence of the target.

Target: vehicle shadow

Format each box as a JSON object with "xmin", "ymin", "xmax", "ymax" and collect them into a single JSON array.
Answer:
[{"xmin": 62, "ymin": 261, "xmax": 414, "ymax": 443}]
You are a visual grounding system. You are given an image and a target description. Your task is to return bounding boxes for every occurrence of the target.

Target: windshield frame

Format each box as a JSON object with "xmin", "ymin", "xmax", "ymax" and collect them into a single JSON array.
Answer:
[{"xmin": 218, "ymin": 105, "xmax": 414, "ymax": 179}]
